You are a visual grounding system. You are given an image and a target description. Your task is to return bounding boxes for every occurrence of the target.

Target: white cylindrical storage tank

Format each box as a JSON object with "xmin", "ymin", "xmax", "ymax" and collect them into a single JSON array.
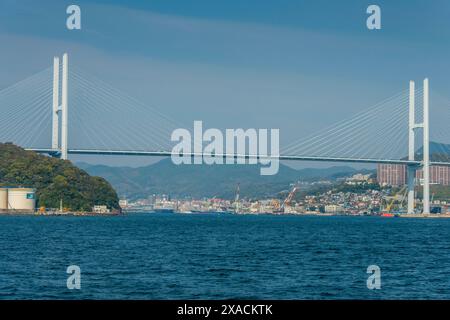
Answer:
[
  {"xmin": 7, "ymin": 188, "xmax": 36, "ymax": 211},
  {"xmin": 0, "ymin": 188, "xmax": 8, "ymax": 210}
]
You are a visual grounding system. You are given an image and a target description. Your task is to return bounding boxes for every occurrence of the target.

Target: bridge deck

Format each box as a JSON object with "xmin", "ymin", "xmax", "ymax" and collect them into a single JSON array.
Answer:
[{"xmin": 24, "ymin": 148, "xmax": 450, "ymax": 166}]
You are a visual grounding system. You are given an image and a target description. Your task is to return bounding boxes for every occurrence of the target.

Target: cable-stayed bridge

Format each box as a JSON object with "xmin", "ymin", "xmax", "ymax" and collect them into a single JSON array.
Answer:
[{"xmin": 1, "ymin": 53, "xmax": 450, "ymax": 214}]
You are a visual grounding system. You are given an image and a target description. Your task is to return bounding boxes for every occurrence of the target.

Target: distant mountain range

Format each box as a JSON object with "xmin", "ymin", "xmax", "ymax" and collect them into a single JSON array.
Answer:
[
  {"xmin": 416, "ymin": 142, "xmax": 450, "ymax": 161},
  {"xmin": 77, "ymin": 159, "xmax": 374, "ymax": 200}
]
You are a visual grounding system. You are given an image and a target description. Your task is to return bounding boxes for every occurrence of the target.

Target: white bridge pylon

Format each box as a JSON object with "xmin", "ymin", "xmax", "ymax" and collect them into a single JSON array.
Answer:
[
  {"xmin": 51, "ymin": 53, "xmax": 69, "ymax": 160},
  {"xmin": 407, "ymin": 79, "xmax": 430, "ymax": 214}
]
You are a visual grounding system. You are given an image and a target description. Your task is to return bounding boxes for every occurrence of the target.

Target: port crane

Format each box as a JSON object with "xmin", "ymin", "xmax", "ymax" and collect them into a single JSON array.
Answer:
[
  {"xmin": 282, "ymin": 184, "xmax": 299, "ymax": 210},
  {"xmin": 383, "ymin": 186, "xmax": 408, "ymax": 215},
  {"xmin": 273, "ymin": 183, "xmax": 300, "ymax": 214},
  {"xmin": 234, "ymin": 183, "xmax": 240, "ymax": 214}
]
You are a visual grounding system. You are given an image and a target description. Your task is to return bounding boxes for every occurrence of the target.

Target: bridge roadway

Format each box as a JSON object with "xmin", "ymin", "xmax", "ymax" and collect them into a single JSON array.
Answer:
[{"xmin": 24, "ymin": 148, "xmax": 450, "ymax": 167}]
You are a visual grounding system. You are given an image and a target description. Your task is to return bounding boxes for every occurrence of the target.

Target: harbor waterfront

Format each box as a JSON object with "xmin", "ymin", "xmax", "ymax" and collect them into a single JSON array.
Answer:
[{"xmin": 1, "ymin": 213, "xmax": 450, "ymax": 300}]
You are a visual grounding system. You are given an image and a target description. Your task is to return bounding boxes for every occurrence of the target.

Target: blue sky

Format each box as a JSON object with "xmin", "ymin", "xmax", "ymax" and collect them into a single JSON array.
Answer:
[{"xmin": 0, "ymin": 0, "xmax": 449, "ymax": 167}]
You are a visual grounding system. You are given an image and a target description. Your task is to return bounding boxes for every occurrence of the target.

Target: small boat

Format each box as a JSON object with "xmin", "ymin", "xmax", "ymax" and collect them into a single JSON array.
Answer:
[{"xmin": 381, "ymin": 212, "xmax": 394, "ymax": 217}]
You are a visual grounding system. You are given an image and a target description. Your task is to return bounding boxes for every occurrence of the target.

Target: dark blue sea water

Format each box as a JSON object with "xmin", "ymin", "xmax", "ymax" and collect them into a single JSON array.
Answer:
[{"xmin": 1, "ymin": 213, "xmax": 450, "ymax": 299}]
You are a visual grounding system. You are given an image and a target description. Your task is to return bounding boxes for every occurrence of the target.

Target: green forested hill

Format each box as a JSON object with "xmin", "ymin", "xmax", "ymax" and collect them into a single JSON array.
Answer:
[{"xmin": 0, "ymin": 143, "xmax": 119, "ymax": 211}]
